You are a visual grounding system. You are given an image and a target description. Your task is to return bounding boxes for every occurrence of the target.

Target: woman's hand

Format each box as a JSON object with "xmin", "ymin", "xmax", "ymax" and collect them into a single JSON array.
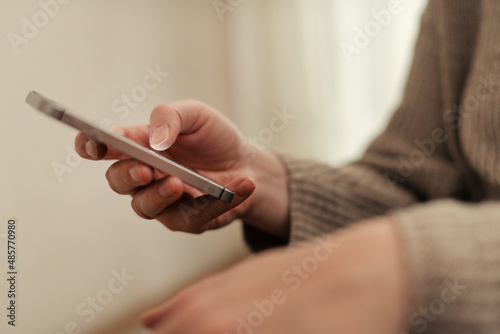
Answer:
[
  {"xmin": 75, "ymin": 100, "xmax": 289, "ymax": 236},
  {"xmin": 141, "ymin": 218, "xmax": 409, "ymax": 334}
]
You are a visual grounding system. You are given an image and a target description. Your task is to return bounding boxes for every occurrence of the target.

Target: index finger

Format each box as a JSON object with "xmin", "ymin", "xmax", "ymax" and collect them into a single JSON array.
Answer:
[{"xmin": 75, "ymin": 125, "xmax": 150, "ymax": 161}]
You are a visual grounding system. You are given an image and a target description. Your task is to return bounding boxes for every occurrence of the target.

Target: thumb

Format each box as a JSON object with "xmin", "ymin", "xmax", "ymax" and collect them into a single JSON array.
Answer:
[
  {"xmin": 149, "ymin": 100, "xmax": 211, "ymax": 151},
  {"xmin": 149, "ymin": 103, "xmax": 182, "ymax": 151}
]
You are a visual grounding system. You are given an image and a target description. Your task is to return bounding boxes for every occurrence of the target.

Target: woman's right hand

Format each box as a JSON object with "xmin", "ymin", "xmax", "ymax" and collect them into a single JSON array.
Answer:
[{"xmin": 75, "ymin": 100, "xmax": 290, "ymax": 237}]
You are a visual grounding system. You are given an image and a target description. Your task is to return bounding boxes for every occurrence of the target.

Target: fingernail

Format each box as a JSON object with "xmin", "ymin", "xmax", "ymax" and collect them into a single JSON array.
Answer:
[
  {"xmin": 235, "ymin": 177, "xmax": 255, "ymax": 197},
  {"xmin": 129, "ymin": 168, "xmax": 142, "ymax": 183},
  {"xmin": 150, "ymin": 124, "xmax": 170, "ymax": 151},
  {"xmin": 85, "ymin": 141, "xmax": 98, "ymax": 159}
]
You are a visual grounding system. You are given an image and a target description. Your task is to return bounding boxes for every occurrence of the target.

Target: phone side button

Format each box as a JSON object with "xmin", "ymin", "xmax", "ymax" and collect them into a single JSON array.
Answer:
[{"xmin": 219, "ymin": 189, "xmax": 235, "ymax": 203}]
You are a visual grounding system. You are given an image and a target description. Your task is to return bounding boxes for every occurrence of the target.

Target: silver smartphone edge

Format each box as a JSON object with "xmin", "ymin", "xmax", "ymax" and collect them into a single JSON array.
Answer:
[{"xmin": 25, "ymin": 91, "xmax": 235, "ymax": 203}]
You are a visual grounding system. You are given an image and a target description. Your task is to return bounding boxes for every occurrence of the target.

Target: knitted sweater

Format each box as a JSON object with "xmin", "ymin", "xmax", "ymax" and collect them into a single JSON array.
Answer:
[{"xmin": 245, "ymin": 1, "xmax": 500, "ymax": 332}]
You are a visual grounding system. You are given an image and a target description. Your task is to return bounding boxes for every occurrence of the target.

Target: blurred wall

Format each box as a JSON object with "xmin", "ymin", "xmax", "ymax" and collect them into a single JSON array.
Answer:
[
  {"xmin": 0, "ymin": 1, "xmax": 426, "ymax": 333},
  {"xmin": 226, "ymin": 0, "xmax": 427, "ymax": 164},
  {"xmin": 0, "ymin": 1, "xmax": 247, "ymax": 334}
]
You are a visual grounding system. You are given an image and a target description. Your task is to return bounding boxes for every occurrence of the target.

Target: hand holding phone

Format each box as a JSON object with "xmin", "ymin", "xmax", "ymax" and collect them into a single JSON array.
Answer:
[{"xmin": 26, "ymin": 91, "xmax": 258, "ymax": 233}]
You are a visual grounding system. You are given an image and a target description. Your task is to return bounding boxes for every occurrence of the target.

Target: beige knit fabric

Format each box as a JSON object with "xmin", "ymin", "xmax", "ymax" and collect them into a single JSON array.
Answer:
[{"xmin": 245, "ymin": 1, "xmax": 500, "ymax": 332}]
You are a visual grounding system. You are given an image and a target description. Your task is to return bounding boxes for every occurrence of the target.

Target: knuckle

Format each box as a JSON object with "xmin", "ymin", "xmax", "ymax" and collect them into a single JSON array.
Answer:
[
  {"xmin": 109, "ymin": 160, "xmax": 144, "ymax": 194},
  {"xmin": 151, "ymin": 104, "xmax": 167, "ymax": 117}
]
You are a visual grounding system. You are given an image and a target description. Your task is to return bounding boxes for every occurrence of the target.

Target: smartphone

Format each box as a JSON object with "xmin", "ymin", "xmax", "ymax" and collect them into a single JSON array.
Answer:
[{"xmin": 25, "ymin": 91, "xmax": 234, "ymax": 203}]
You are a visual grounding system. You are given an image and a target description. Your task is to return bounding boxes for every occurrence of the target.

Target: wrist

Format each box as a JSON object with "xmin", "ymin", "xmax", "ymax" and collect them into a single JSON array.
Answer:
[{"xmin": 239, "ymin": 146, "xmax": 290, "ymax": 238}]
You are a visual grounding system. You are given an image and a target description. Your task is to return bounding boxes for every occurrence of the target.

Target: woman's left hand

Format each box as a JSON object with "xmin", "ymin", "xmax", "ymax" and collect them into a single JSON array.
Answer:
[{"xmin": 141, "ymin": 218, "xmax": 409, "ymax": 334}]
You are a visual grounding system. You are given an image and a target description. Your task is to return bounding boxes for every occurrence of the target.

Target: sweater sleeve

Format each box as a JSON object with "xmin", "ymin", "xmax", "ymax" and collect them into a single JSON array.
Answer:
[{"xmin": 393, "ymin": 200, "xmax": 500, "ymax": 333}]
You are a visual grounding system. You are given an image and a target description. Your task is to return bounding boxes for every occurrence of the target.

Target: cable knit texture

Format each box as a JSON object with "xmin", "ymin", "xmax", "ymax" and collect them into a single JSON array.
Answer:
[{"xmin": 244, "ymin": 0, "xmax": 500, "ymax": 332}]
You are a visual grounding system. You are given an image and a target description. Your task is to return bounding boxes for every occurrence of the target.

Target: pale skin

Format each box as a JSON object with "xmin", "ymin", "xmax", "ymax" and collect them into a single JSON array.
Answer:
[{"xmin": 75, "ymin": 100, "xmax": 409, "ymax": 334}]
